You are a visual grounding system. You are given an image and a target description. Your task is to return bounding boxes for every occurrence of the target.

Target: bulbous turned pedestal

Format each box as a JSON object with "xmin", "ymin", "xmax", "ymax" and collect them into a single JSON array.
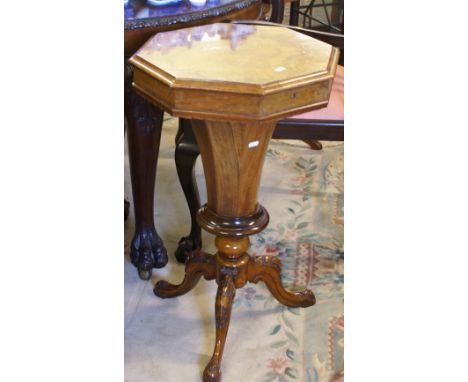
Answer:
[{"xmin": 130, "ymin": 22, "xmax": 338, "ymax": 382}]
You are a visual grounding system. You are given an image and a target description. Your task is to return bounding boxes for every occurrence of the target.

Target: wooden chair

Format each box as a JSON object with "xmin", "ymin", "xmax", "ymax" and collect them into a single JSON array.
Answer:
[{"xmin": 175, "ymin": 20, "xmax": 343, "ymax": 262}]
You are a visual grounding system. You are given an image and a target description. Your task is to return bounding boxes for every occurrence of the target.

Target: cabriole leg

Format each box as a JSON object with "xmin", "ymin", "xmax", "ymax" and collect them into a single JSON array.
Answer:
[
  {"xmin": 125, "ymin": 61, "xmax": 168, "ymax": 280},
  {"xmin": 203, "ymin": 274, "xmax": 236, "ymax": 382}
]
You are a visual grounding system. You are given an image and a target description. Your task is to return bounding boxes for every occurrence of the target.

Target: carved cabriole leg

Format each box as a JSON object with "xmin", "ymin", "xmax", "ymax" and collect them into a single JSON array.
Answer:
[
  {"xmin": 248, "ymin": 255, "xmax": 316, "ymax": 307},
  {"xmin": 203, "ymin": 236, "xmax": 248, "ymax": 382},
  {"xmin": 125, "ymin": 61, "xmax": 168, "ymax": 280},
  {"xmin": 203, "ymin": 274, "xmax": 236, "ymax": 382},
  {"xmin": 174, "ymin": 118, "xmax": 202, "ymax": 263},
  {"xmin": 153, "ymin": 252, "xmax": 216, "ymax": 298}
]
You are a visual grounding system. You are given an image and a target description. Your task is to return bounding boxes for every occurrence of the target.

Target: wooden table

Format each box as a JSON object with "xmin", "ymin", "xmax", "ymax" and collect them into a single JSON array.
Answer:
[
  {"xmin": 130, "ymin": 23, "xmax": 339, "ymax": 381},
  {"xmin": 125, "ymin": 0, "xmax": 262, "ymax": 280}
]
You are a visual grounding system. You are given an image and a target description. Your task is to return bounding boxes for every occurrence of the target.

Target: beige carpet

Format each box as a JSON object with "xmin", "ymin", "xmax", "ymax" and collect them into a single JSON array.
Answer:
[{"xmin": 124, "ymin": 116, "xmax": 344, "ymax": 382}]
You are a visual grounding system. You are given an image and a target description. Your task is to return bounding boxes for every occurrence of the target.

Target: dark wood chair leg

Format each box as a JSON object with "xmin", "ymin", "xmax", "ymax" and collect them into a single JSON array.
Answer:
[
  {"xmin": 203, "ymin": 274, "xmax": 236, "ymax": 382},
  {"xmin": 248, "ymin": 255, "xmax": 316, "ymax": 307},
  {"xmin": 303, "ymin": 139, "xmax": 323, "ymax": 150},
  {"xmin": 125, "ymin": 62, "xmax": 168, "ymax": 280},
  {"xmin": 154, "ymin": 252, "xmax": 216, "ymax": 298},
  {"xmin": 124, "ymin": 199, "xmax": 130, "ymax": 220},
  {"xmin": 174, "ymin": 119, "xmax": 203, "ymax": 263},
  {"xmin": 289, "ymin": 0, "xmax": 300, "ymax": 26}
]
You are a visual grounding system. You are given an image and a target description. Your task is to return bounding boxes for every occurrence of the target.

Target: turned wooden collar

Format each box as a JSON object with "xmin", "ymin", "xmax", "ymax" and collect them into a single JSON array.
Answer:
[{"xmin": 196, "ymin": 204, "xmax": 269, "ymax": 237}]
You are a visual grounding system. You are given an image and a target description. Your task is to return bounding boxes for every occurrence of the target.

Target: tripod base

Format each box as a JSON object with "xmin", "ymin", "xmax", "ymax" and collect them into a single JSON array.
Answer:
[{"xmin": 154, "ymin": 249, "xmax": 315, "ymax": 382}]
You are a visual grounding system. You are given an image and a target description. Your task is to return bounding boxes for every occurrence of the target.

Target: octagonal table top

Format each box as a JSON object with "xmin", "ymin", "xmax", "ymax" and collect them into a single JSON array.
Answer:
[{"xmin": 130, "ymin": 23, "xmax": 339, "ymax": 122}]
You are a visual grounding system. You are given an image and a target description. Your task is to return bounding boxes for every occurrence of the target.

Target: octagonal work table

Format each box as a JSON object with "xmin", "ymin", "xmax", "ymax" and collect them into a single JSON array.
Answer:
[{"xmin": 129, "ymin": 23, "xmax": 339, "ymax": 382}]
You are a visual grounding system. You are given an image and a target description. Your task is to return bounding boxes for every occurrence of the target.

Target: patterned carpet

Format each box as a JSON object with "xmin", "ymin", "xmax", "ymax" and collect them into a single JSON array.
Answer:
[{"xmin": 124, "ymin": 117, "xmax": 344, "ymax": 382}]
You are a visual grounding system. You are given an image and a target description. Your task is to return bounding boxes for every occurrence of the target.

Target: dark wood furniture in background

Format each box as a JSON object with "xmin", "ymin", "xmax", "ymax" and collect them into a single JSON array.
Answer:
[
  {"xmin": 289, "ymin": 0, "xmax": 343, "ymax": 32},
  {"xmin": 175, "ymin": 20, "xmax": 344, "ymax": 263},
  {"xmin": 124, "ymin": 0, "xmax": 264, "ymax": 279},
  {"xmin": 129, "ymin": 23, "xmax": 339, "ymax": 381}
]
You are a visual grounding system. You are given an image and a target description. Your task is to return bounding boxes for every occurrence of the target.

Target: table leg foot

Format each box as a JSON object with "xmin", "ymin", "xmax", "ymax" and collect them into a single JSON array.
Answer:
[
  {"xmin": 131, "ymin": 228, "xmax": 168, "ymax": 280},
  {"xmin": 203, "ymin": 274, "xmax": 236, "ymax": 382},
  {"xmin": 154, "ymin": 252, "xmax": 216, "ymax": 298},
  {"xmin": 248, "ymin": 255, "xmax": 316, "ymax": 308},
  {"xmin": 175, "ymin": 235, "xmax": 202, "ymax": 264},
  {"xmin": 304, "ymin": 139, "xmax": 323, "ymax": 150}
]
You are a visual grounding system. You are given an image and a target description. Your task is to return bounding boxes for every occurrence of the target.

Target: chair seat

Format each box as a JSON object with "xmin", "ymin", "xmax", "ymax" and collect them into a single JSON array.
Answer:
[{"xmin": 291, "ymin": 65, "xmax": 344, "ymax": 121}]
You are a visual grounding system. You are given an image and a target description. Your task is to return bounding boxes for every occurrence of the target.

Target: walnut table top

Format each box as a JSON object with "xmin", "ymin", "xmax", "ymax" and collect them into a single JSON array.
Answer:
[{"xmin": 130, "ymin": 23, "xmax": 339, "ymax": 122}]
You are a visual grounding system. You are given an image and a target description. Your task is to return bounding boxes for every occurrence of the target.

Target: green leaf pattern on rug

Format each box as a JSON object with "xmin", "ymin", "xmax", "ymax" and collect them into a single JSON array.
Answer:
[{"xmin": 237, "ymin": 142, "xmax": 343, "ymax": 381}]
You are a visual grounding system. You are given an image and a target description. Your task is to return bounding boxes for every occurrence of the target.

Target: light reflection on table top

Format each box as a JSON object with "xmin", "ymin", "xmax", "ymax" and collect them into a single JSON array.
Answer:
[{"xmin": 136, "ymin": 23, "xmax": 334, "ymax": 85}]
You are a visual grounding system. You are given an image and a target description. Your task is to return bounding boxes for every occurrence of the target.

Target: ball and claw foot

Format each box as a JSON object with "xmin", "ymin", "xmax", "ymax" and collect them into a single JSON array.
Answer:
[
  {"xmin": 175, "ymin": 235, "xmax": 202, "ymax": 263},
  {"xmin": 130, "ymin": 228, "xmax": 168, "ymax": 280}
]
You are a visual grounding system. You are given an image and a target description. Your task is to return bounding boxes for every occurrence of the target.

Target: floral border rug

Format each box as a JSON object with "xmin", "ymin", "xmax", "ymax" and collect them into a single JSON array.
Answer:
[{"xmin": 125, "ymin": 120, "xmax": 343, "ymax": 382}]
